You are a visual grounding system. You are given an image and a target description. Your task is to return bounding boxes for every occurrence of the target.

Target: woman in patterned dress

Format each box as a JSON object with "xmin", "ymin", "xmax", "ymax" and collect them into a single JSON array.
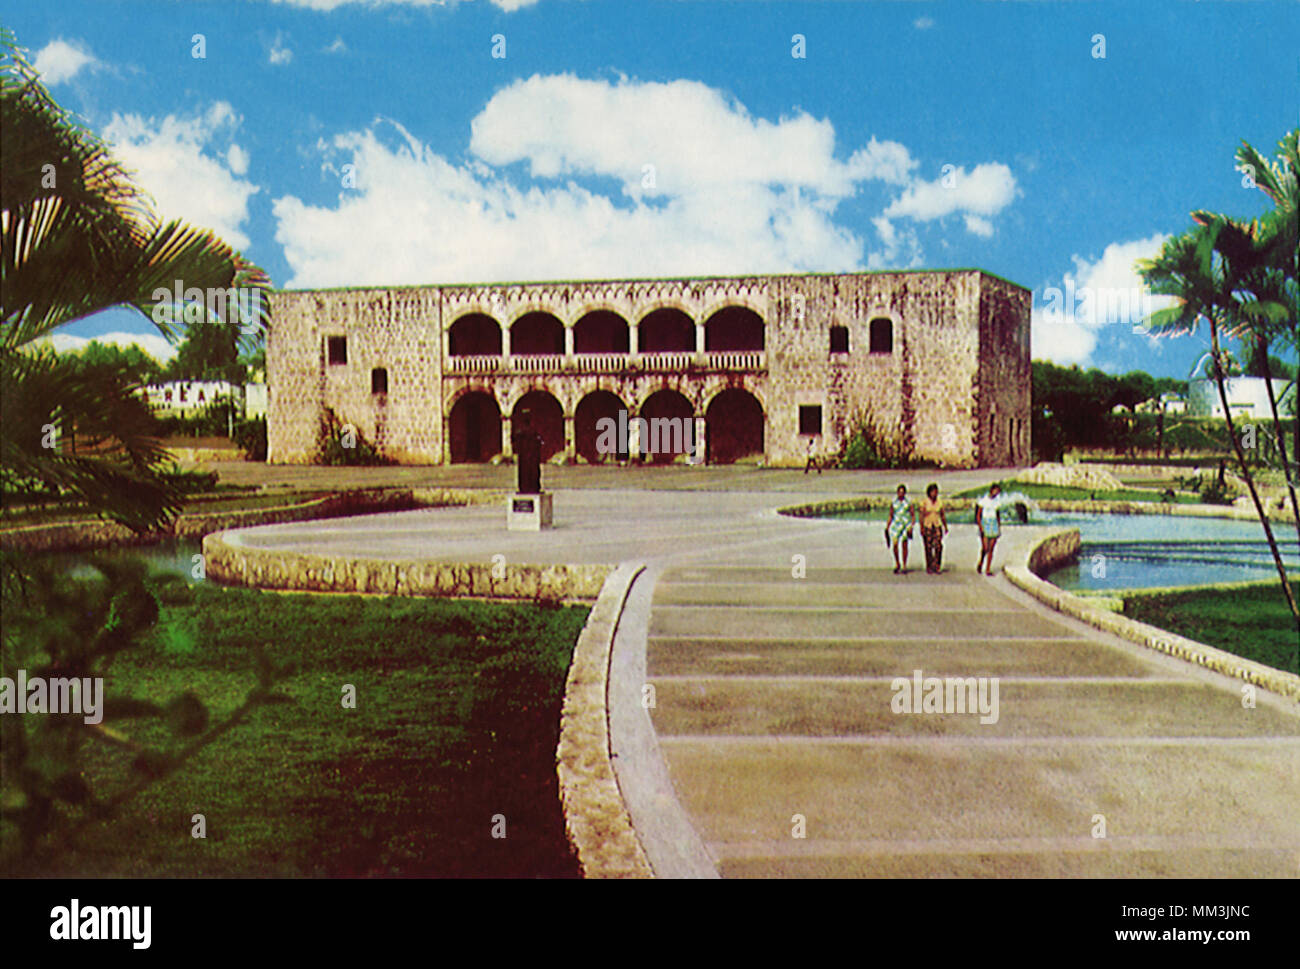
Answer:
[
  {"xmin": 884, "ymin": 484, "xmax": 915, "ymax": 574},
  {"xmin": 918, "ymin": 483, "xmax": 948, "ymax": 574}
]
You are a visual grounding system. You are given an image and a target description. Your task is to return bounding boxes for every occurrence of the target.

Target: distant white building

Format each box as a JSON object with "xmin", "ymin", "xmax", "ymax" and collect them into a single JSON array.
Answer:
[
  {"xmin": 244, "ymin": 383, "xmax": 268, "ymax": 419},
  {"xmin": 1188, "ymin": 377, "xmax": 1295, "ymax": 419},
  {"xmin": 144, "ymin": 380, "xmax": 241, "ymax": 417},
  {"xmin": 1134, "ymin": 392, "xmax": 1187, "ymax": 415}
]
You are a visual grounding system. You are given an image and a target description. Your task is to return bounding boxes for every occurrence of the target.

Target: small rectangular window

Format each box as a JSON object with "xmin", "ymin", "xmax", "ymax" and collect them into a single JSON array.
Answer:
[
  {"xmin": 327, "ymin": 336, "xmax": 348, "ymax": 365},
  {"xmin": 798, "ymin": 405, "xmax": 822, "ymax": 436},
  {"xmin": 371, "ymin": 367, "xmax": 389, "ymax": 395},
  {"xmin": 829, "ymin": 326, "xmax": 849, "ymax": 354}
]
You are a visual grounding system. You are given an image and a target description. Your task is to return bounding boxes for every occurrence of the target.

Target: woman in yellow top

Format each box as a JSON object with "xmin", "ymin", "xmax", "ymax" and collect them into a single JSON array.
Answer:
[{"xmin": 917, "ymin": 483, "xmax": 949, "ymax": 574}]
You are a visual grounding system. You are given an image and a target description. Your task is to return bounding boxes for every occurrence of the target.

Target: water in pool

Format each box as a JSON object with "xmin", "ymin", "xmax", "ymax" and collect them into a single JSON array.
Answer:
[{"xmin": 819, "ymin": 508, "xmax": 1298, "ymax": 591}]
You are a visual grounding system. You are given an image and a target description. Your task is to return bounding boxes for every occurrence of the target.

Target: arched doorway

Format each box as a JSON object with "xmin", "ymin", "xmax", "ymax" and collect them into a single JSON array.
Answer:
[
  {"xmin": 512, "ymin": 390, "xmax": 565, "ymax": 462},
  {"xmin": 704, "ymin": 306, "xmax": 764, "ymax": 351},
  {"xmin": 575, "ymin": 390, "xmax": 628, "ymax": 464},
  {"xmin": 449, "ymin": 391, "xmax": 501, "ymax": 463},
  {"xmin": 706, "ymin": 388, "xmax": 764, "ymax": 464},
  {"xmin": 639, "ymin": 389, "xmax": 694, "ymax": 464}
]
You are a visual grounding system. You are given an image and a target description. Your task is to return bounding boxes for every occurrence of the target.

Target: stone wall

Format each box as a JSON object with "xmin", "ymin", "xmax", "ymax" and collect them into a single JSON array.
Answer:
[
  {"xmin": 976, "ymin": 274, "xmax": 1033, "ymax": 466},
  {"xmin": 267, "ymin": 270, "xmax": 1031, "ymax": 469},
  {"xmin": 269, "ymin": 289, "xmax": 443, "ymax": 463}
]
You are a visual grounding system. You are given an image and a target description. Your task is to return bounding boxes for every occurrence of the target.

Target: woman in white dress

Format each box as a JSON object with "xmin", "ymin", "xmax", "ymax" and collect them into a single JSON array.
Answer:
[{"xmin": 974, "ymin": 483, "xmax": 1003, "ymax": 576}]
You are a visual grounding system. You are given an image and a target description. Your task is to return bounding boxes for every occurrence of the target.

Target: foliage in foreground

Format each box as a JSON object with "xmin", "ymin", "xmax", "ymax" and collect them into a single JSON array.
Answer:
[
  {"xmin": 0, "ymin": 558, "xmax": 290, "ymax": 863},
  {"xmin": 1, "ymin": 576, "xmax": 588, "ymax": 877}
]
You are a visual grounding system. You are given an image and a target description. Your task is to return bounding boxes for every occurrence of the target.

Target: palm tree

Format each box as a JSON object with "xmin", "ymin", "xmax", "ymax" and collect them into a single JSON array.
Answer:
[
  {"xmin": 1, "ymin": 27, "xmax": 269, "ymax": 533},
  {"xmin": 1231, "ymin": 131, "xmax": 1299, "ymax": 542},
  {"xmin": 1138, "ymin": 222, "xmax": 1298, "ymax": 624}
]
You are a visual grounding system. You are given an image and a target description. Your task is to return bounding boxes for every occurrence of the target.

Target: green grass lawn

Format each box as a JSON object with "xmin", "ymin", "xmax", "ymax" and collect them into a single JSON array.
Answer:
[
  {"xmin": 2, "ymin": 582, "xmax": 589, "ymax": 877},
  {"xmin": 953, "ymin": 481, "xmax": 1201, "ymax": 504},
  {"xmin": 1123, "ymin": 582, "xmax": 1300, "ymax": 675}
]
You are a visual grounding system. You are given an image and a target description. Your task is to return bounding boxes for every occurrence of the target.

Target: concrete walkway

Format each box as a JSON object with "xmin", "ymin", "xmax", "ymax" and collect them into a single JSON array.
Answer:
[{"xmin": 213, "ymin": 477, "xmax": 1300, "ymax": 878}]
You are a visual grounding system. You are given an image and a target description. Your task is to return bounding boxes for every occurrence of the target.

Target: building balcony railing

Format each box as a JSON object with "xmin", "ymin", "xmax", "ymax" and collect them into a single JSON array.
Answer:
[{"xmin": 444, "ymin": 351, "xmax": 766, "ymax": 376}]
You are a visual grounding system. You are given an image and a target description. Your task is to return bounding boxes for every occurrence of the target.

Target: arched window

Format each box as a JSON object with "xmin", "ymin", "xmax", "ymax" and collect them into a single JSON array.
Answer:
[
  {"xmin": 869, "ymin": 317, "xmax": 893, "ymax": 354},
  {"xmin": 829, "ymin": 325, "xmax": 849, "ymax": 354}
]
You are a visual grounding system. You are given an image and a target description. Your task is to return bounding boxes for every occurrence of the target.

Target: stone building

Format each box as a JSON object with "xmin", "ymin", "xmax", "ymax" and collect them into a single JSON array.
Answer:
[{"xmin": 266, "ymin": 269, "xmax": 1031, "ymax": 468}]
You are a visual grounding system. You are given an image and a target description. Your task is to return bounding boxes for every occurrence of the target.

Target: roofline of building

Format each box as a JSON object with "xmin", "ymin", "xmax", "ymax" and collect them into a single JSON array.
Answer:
[{"xmin": 271, "ymin": 268, "xmax": 1030, "ymax": 297}]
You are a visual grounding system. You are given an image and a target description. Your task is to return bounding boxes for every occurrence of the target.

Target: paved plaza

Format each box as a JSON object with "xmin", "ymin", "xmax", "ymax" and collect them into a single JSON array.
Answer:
[{"xmin": 213, "ymin": 465, "xmax": 1300, "ymax": 877}]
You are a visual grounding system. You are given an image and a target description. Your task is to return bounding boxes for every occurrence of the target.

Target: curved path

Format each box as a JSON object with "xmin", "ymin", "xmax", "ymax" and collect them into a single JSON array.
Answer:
[{"xmin": 218, "ymin": 479, "xmax": 1300, "ymax": 878}]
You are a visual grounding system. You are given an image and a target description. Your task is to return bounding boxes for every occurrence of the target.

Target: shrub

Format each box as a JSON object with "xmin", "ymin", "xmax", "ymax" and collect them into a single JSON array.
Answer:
[
  {"xmin": 316, "ymin": 408, "xmax": 389, "ymax": 466},
  {"xmin": 838, "ymin": 410, "xmax": 928, "ymax": 469},
  {"xmin": 232, "ymin": 416, "xmax": 267, "ymax": 462}
]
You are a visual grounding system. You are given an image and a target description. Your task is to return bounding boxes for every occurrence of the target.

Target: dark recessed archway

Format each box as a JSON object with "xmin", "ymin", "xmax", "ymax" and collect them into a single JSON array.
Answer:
[
  {"xmin": 511, "ymin": 312, "xmax": 564, "ymax": 355},
  {"xmin": 638, "ymin": 308, "xmax": 695, "ymax": 353},
  {"xmin": 575, "ymin": 390, "xmax": 627, "ymax": 464},
  {"xmin": 704, "ymin": 306, "xmax": 765, "ymax": 351},
  {"xmin": 706, "ymin": 388, "xmax": 764, "ymax": 464},
  {"xmin": 512, "ymin": 390, "xmax": 565, "ymax": 462},
  {"xmin": 639, "ymin": 389, "xmax": 695, "ymax": 464},
  {"xmin": 448, "ymin": 314, "xmax": 502, "ymax": 356},
  {"xmin": 448, "ymin": 391, "xmax": 501, "ymax": 463},
  {"xmin": 574, "ymin": 311, "xmax": 630, "ymax": 354}
]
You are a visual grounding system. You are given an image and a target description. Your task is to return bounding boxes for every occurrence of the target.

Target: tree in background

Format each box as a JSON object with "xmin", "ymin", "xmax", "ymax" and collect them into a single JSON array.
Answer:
[
  {"xmin": 1139, "ymin": 218, "xmax": 1297, "ymax": 625},
  {"xmin": 1230, "ymin": 130, "xmax": 1299, "ymax": 539}
]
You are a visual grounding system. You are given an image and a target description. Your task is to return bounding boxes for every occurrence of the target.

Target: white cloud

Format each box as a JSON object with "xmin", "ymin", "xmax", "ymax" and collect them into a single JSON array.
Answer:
[
  {"xmin": 468, "ymin": 75, "xmax": 867, "ymax": 197},
  {"xmin": 874, "ymin": 162, "xmax": 1017, "ymax": 252},
  {"xmin": 913, "ymin": 16, "xmax": 935, "ymax": 30},
  {"xmin": 1031, "ymin": 233, "xmax": 1176, "ymax": 365},
  {"xmin": 272, "ymin": 74, "xmax": 1015, "ymax": 287},
  {"xmin": 847, "ymin": 137, "xmax": 918, "ymax": 186},
  {"xmin": 43, "ymin": 331, "xmax": 177, "ymax": 363},
  {"xmin": 103, "ymin": 103, "xmax": 259, "ymax": 250},
  {"xmin": 882, "ymin": 162, "xmax": 1017, "ymax": 222},
  {"xmin": 270, "ymin": 36, "xmax": 294, "ymax": 65},
  {"xmin": 227, "ymin": 144, "xmax": 250, "ymax": 175},
  {"xmin": 324, "ymin": 37, "xmax": 348, "ymax": 53},
  {"xmin": 33, "ymin": 38, "xmax": 99, "ymax": 85}
]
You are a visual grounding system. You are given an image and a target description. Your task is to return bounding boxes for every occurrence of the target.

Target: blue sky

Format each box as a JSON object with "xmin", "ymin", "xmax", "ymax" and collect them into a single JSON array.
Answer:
[{"xmin": 10, "ymin": 0, "xmax": 1299, "ymax": 379}]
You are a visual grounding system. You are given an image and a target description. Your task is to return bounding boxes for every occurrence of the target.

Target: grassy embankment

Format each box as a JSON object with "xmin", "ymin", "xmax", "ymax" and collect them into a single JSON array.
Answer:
[
  {"xmin": 1123, "ymin": 582, "xmax": 1300, "ymax": 675},
  {"xmin": 952, "ymin": 482, "xmax": 1202, "ymax": 504},
  {"xmin": 2, "ymin": 581, "xmax": 588, "ymax": 877}
]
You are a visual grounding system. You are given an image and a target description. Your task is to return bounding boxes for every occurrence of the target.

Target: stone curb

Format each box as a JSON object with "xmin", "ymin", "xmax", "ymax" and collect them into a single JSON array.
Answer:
[
  {"xmin": 202, "ymin": 529, "xmax": 613, "ymax": 600},
  {"xmin": 1006, "ymin": 528, "xmax": 1300, "ymax": 702},
  {"xmin": 555, "ymin": 562, "xmax": 655, "ymax": 879}
]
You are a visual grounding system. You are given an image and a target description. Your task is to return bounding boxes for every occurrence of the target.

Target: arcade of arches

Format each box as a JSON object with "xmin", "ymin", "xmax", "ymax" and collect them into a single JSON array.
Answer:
[
  {"xmin": 447, "ymin": 386, "xmax": 766, "ymax": 465},
  {"xmin": 446, "ymin": 305, "xmax": 765, "ymax": 358}
]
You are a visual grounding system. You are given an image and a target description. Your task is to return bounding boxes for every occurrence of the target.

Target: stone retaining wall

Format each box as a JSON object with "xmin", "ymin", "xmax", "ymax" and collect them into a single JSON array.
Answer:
[
  {"xmin": 555, "ymin": 562, "xmax": 654, "ymax": 878},
  {"xmin": 202, "ymin": 529, "xmax": 614, "ymax": 600},
  {"xmin": 0, "ymin": 488, "xmax": 489, "ymax": 554},
  {"xmin": 1006, "ymin": 529, "xmax": 1300, "ymax": 701}
]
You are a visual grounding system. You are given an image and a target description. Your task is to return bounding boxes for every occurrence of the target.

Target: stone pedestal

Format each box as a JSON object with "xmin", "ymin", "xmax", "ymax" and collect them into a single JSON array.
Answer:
[{"xmin": 507, "ymin": 491, "xmax": 553, "ymax": 531}]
